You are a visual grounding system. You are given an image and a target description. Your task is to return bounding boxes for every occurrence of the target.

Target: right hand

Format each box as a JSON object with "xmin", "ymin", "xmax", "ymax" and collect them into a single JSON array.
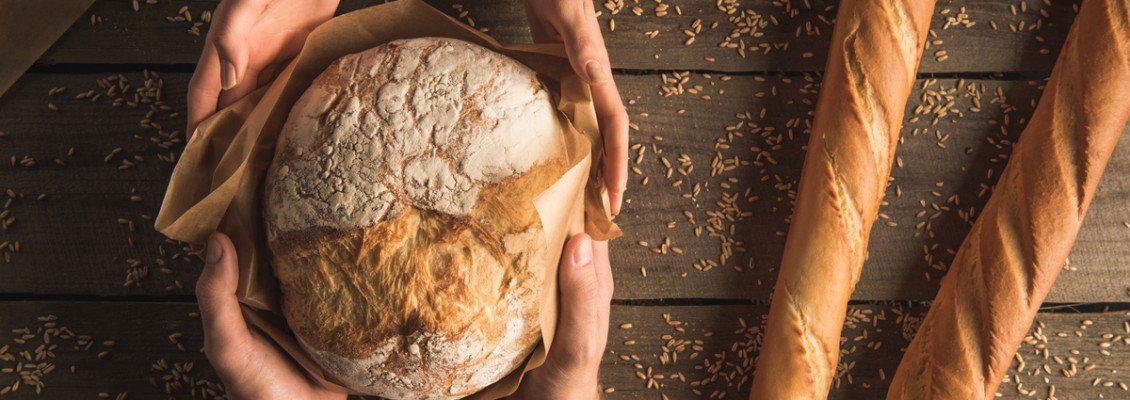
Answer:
[
  {"xmin": 187, "ymin": 0, "xmax": 341, "ymax": 137},
  {"xmin": 511, "ymin": 234, "xmax": 614, "ymax": 399},
  {"xmin": 523, "ymin": 0, "xmax": 630, "ymax": 216}
]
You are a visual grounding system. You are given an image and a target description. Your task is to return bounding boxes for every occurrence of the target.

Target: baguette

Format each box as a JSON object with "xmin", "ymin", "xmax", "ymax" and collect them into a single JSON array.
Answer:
[
  {"xmin": 749, "ymin": 1, "xmax": 935, "ymax": 398},
  {"xmin": 886, "ymin": 1, "xmax": 1130, "ymax": 399}
]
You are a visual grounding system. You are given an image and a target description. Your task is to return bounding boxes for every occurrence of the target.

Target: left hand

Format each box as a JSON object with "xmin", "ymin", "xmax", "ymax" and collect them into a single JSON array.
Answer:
[
  {"xmin": 186, "ymin": 0, "xmax": 340, "ymax": 137},
  {"xmin": 511, "ymin": 234, "xmax": 614, "ymax": 399},
  {"xmin": 196, "ymin": 233, "xmax": 347, "ymax": 400},
  {"xmin": 524, "ymin": 0, "xmax": 629, "ymax": 216}
]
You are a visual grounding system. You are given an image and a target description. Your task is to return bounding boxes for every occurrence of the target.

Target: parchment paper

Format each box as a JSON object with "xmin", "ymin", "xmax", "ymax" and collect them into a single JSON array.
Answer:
[
  {"xmin": 154, "ymin": 0, "xmax": 620, "ymax": 397},
  {"xmin": 0, "ymin": 0, "xmax": 96, "ymax": 98}
]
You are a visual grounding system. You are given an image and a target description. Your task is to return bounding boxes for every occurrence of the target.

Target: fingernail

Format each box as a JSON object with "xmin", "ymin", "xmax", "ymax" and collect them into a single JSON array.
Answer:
[
  {"xmin": 206, "ymin": 234, "xmax": 223, "ymax": 264},
  {"xmin": 573, "ymin": 237, "xmax": 593, "ymax": 267},
  {"xmin": 221, "ymin": 60, "xmax": 237, "ymax": 90},
  {"xmin": 584, "ymin": 60, "xmax": 609, "ymax": 86}
]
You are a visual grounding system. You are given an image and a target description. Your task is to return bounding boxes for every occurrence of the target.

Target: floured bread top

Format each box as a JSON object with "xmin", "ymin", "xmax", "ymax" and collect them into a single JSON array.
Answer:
[
  {"xmin": 266, "ymin": 37, "xmax": 560, "ymax": 240},
  {"xmin": 263, "ymin": 38, "xmax": 569, "ymax": 398}
]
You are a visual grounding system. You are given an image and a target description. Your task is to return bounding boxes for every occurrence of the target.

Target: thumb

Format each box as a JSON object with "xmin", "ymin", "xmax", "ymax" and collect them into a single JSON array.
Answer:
[
  {"xmin": 551, "ymin": 234, "xmax": 611, "ymax": 369},
  {"xmin": 209, "ymin": 0, "xmax": 262, "ymax": 90},
  {"xmin": 196, "ymin": 232, "xmax": 253, "ymax": 358},
  {"xmin": 558, "ymin": 234, "xmax": 599, "ymax": 308}
]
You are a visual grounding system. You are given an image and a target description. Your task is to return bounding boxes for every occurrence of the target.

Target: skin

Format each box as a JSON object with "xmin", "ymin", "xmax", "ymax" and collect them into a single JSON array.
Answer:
[
  {"xmin": 186, "ymin": 0, "xmax": 629, "ymax": 215},
  {"xmin": 189, "ymin": 2, "xmax": 623, "ymax": 397},
  {"xmin": 198, "ymin": 233, "xmax": 613, "ymax": 400}
]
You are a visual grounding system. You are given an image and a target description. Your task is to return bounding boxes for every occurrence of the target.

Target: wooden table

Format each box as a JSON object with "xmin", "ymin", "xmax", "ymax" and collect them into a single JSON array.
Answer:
[{"xmin": 2, "ymin": 0, "xmax": 1129, "ymax": 398}]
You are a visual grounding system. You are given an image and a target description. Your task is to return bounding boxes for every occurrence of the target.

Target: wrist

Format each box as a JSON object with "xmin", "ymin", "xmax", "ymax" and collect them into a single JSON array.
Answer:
[{"xmin": 511, "ymin": 363, "xmax": 600, "ymax": 400}]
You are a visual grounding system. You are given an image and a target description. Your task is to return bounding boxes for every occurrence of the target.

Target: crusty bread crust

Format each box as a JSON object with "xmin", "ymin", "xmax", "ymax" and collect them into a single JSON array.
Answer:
[
  {"xmin": 749, "ymin": 1, "xmax": 935, "ymax": 398},
  {"xmin": 887, "ymin": 1, "xmax": 1130, "ymax": 398},
  {"xmin": 263, "ymin": 38, "xmax": 568, "ymax": 398}
]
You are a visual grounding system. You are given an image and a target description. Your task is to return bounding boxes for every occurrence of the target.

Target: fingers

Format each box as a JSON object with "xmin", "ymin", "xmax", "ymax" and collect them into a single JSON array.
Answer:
[
  {"xmin": 591, "ymin": 240, "xmax": 614, "ymax": 302},
  {"xmin": 553, "ymin": 234, "xmax": 611, "ymax": 369},
  {"xmin": 196, "ymin": 233, "xmax": 254, "ymax": 364},
  {"xmin": 217, "ymin": 67, "xmax": 261, "ymax": 110},
  {"xmin": 593, "ymin": 81, "xmax": 629, "ymax": 216},
  {"xmin": 187, "ymin": 44, "xmax": 223, "ymax": 139},
  {"xmin": 534, "ymin": 0, "xmax": 629, "ymax": 215},
  {"xmin": 185, "ymin": 0, "xmax": 265, "ymax": 138},
  {"xmin": 553, "ymin": 1, "xmax": 612, "ymax": 87},
  {"xmin": 558, "ymin": 233, "xmax": 597, "ymax": 304},
  {"xmin": 209, "ymin": 0, "xmax": 268, "ymax": 90}
]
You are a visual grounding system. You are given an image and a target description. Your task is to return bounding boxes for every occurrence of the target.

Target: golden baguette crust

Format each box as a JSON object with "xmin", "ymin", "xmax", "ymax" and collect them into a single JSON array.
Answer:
[
  {"xmin": 749, "ymin": 1, "xmax": 935, "ymax": 398},
  {"xmin": 887, "ymin": 1, "xmax": 1130, "ymax": 399}
]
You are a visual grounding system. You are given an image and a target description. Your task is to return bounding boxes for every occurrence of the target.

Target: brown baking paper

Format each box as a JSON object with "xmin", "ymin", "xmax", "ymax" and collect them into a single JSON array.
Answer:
[
  {"xmin": 154, "ymin": 0, "xmax": 620, "ymax": 397},
  {"xmin": 0, "ymin": 0, "xmax": 96, "ymax": 98}
]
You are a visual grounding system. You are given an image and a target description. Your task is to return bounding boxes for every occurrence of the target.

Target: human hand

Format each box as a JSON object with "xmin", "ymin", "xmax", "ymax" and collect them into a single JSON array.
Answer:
[
  {"xmin": 196, "ymin": 232, "xmax": 347, "ymax": 400},
  {"xmin": 187, "ymin": 0, "xmax": 340, "ymax": 137},
  {"xmin": 523, "ymin": 0, "xmax": 629, "ymax": 216},
  {"xmin": 511, "ymin": 234, "xmax": 614, "ymax": 399}
]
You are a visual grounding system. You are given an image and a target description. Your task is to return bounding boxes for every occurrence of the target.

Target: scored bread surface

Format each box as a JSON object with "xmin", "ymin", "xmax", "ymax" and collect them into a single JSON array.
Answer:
[
  {"xmin": 748, "ymin": 1, "xmax": 936, "ymax": 398},
  {"xmin": 886, "ymin": 1, "xmax": 1130, "ymax": 398},
  {"xmin": 263, "ymin": 37, "xmax": 568, "ymax": 398}
]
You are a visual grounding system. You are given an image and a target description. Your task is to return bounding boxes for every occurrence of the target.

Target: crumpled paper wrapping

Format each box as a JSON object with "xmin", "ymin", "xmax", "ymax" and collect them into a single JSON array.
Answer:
[
  {"xmin": 154, "ymin": 0, "xmax": 620, "ymax": 397},
  {"xmin": 0, "ymin": 0, "xmax": 96, "ymax": 98}
]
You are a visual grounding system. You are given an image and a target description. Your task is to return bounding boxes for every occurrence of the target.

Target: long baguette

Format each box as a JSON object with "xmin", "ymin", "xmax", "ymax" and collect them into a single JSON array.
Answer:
[
  {"xmin": 886, "ymin": 1, "xmax": 1130, "ymax": 399},
  {"xmin": 749, "ymin": 1, "xmax": 935, "ymax": 398}
]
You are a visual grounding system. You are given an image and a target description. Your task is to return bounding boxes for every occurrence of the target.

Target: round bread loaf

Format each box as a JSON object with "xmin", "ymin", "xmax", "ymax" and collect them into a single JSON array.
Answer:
[{"xmin": 263, "ymin": 38, "xmax": 568, "ymax": 398}]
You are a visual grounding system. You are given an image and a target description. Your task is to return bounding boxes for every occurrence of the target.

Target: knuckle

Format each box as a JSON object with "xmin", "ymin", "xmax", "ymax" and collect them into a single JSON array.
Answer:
[
  {"xmin": 569, "ymin": 276, "xmax": 601, "ymax": 299},
  {"xmin": 594, "ymin": 104, "xmax": 628, "ymax": 129},
  {"xmin": 601, "ymin": 103, "xmax": 629, "ymax": 123},
  {"xmin": 572, "ymin": 41, "xmax": 606, "ymax": 60},
  {"xmin": 607, "ymin": 178, "xmax": 627, "ymax": 193},
  {"xmin": 194, "ymin": 277, "xmax": 225, "ymax": 309},
  {"xmin": 194, "ymin": 275, "xmax": 215, "ymax": 300},
  {"xmin": 210, "ymin": 26, "xmax": 246, "ymax": 51}
]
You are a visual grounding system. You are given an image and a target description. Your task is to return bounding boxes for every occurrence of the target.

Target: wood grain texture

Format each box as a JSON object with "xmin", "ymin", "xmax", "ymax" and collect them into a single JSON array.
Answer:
[
  {"xmin": 1, "ymin": 302, "xmax": 1128, "ymax": 399},
  {"xmin": 2, "ymin": 72, "xmax": 1129, "ymax": 302},
  {"xmin": 0, "ymin": 71, "xmax": 198, "ymax": 296},
  {"xmin": 603, "ymin": 304, "xmax": 1130, "ymax": 399},
  {"xmin": 888, "ymin": 2, "xmax": 1130, "ymax": 397},
  {"xmin": 0, "ymin": 302, "xmax": 218, "ymax": 398},
  {"xmin": 612, "ymin": 74, "xmax": 1130, "ymax": 303},
  {"xmin": 4, "ymin": 0, "xmax": 1128, "ymax": 398},
  {"xmin": 748, "ymin": 0, "xmax": 938, "ymax": 396},
  {"xmin": 37, "ymin": 0, "xmax": 1077, "ymax": 73}
]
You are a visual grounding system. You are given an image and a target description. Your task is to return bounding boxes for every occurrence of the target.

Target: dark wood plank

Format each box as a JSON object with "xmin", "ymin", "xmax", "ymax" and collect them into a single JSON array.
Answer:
[
  {"xmin": 2, "ymin": 301, "xmax": 1128, "ymax": 398},
  {"xmin": 592, "ymin": 0, "xmax": 1077, "ymax": 73},
  {"xmin": 0, "ymin": 71, "xmax": 199, "ymax": 296},
  {"xmin": 2, "ymin": 71, "xmax": 1129, "ymax": 302},
  {"xmin": 37, "ymin": 0, "xmax": 1077, "ymax": 73},
  {"xmin": 603, "ymin": 304, "xmax": 1130, "ymax": 399},
  {"xmin": 612, "ymin": 74, "xmax": 1130, "ymax": 303},
  {"xmin": 0, "ymin": 302, "xmax": 218, "ymax": 398}
]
